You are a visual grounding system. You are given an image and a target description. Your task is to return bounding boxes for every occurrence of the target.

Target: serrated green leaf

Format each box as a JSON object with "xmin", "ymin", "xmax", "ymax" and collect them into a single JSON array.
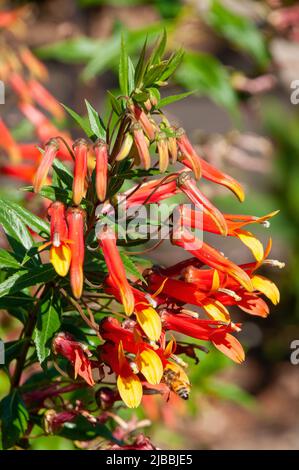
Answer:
[
  {"xmin": 85, "ymin": 99, "xmax": 106, "ymax": 140},
  {"xmin": 135, "ymin": 36, "xmax": 148, "ymax": 87},
  {"xmin": 62, "ymin": 103, "xmax": 92, "ymax": 137},
  {"xmin": 149, "ymin": 28, "xmax": 167, "ymax": 66},
  {"xmin": 33, "ymin": 291, "xmax": 61, "ymax": 364},
  {"xmin": 119, "ymin": 252, "xmax": 146, "ymax": 283},
  {"xmin": 159, "ymin": 90, "xmax": 194, "ymax": 108},
  {"xmin": 107, "ymin": 90, "xmax": 123, "ymax": 116},
  {"xmin": 160, "ymin": 48, "xmax": 184, "ymax": 81},
  {"xmin": 0, "ymin": 264, "xmax": 56, "ymax": 299},
  {"xmin": 119, "ymin": 34, "xmax": 129, "ymax": 96},
  {"xmin": 0, "ymin": 203, "xmax": 35, "ymax": 263},
  {"xmin": 0, "ymin": 249, "xmax": 21, "ymax": 269},
  {"xmin": 0, "ymin": 199, "xmax": 50, "ymax": 237},
  {"xmin": 22, "ymin": 185, "xmax": 73, "ymax": 205},
  {"xmin": 143, "ymin": 62, "xmax": 168, "ymax": 87},
  {"xmin": 128, "ymin": 56, "xmax": 135, "ymax": 95},
  {"xmin": 206, "ymin": 0, "xmax": 269, "ymax": 67},
  {"xmin": 0, "ymin": 390, "xmax": 29, "ymax": 449}
]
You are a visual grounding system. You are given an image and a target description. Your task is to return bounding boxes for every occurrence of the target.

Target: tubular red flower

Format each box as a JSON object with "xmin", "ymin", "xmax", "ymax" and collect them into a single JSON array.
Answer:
[
  {"xmin": 66, "ymin": 207, "xmax": 85, "ymax": 299},
  {"xmin": 53, "ymin": 332, "xmax": 94, "ymax": 386},
  {"xmin": 172, "ymin": 225, "xmax": 253, "ymax": 291},
  {"xmin": 94, "ymin": 140, "xmax": 108, "ymax": 202},
  {"xmin": 72, "ymin": 139, "xmax": 88, "ymax": 206},
  {"xmin": 121, "ymin": 177, "xmax": 177, "ymax": 208},
  {"xmin": 178, "ymin": 172, "xmax": 228, "ymax": 236},
  {"xmin": 176, "ymin": 129, "xmax": 201, "ymax": 179},
  {"xmin": 99, "ymin": 226, "xmax": 135, "ymax": 315},
  {"xmin": 33, "ymin": 138, "xmax": 59, "ymax": 193},
  {"xmin": 162, "ymin": 312, "xmax": 244, "ymax": 363}
]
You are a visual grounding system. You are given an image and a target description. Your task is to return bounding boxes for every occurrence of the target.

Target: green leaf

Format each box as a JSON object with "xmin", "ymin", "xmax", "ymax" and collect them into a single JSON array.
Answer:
[
  {"xmin": 85, "ymin": 99, "xmax": 106, "ymax": 140},
  {"xmin": 0, "ymin": 264, "xmax": 56, "ymax": 299},
  {"xmin": 0, "ymin": 339, "xmax": 26, "ymax": 369},
  {"xmin": 206, "ymin": 0, "xmax": 269, "ymax": 67},
  {"xmin": 33, "ymin": 291, "xmax": 61, "ymax": 364},
  {"xmin": 149, "ymin": 28, "xmax": 167, "ymax": 66},
  {"xmin": 0, "ymin": 249, "xmax": 20, "ymax": 270},
  {"xmin": 0, "ymin": 199, "xmax": 50, "ymax": 237},
  {"xmin": 160, "ymin": 48, "xmax": 184, "ymax": 81},
  {"xmin": 143, "ymin": 62, "xmax": 168, "ymax": 87},
  {"xmin": 159, "ymin": 90, "xmax": 194, "ymax": 108},
  {"xmin": 0, "ymin": 293, "xmax": 33, "ymax": 310},
  {"xmin": 107, "ymin": 91, "xmax": 123, "ymax": 116},
  {"xmin": 176, "ymin": 51, "xmax": 238, "ymax": 113},
  {"xmin": 134, "ymin": 36, "xmax": 148, "ymax": 87},
  {"xmin": 52, "ymin": 158, "xmax": 73, "ymax": 189},
  {"xmin": 119, "ymin": 34, "xmax": 129, "ymax": 96},
  {"xmin": 62, "ymin": 103, "xmax": 93, "ymax": 137},
  {"xmin": 127, "ymin": 56, "xmax": 135, "ymax": 95},
  {"xmin": 0, "ymin": 202, "xmax": 36, "ymax": 264},
  {"xmin": 119, "ymin": 252, "xmax": 146, "ymax": 284},
  {"xmin": 0, "ymin": 390, "xmax": 29, "ymax": 449},
  {"xmin": 22, "ymin": 185, "xmax": 73, "ymax": 205}
]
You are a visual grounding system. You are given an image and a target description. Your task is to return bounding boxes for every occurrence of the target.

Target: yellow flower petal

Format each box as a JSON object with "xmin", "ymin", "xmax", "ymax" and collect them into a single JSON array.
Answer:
[
  {"xmin": 137, "ymin": 349, "xmax": 163, "ymax": 385},
  {"xmin": 136, "ymin": 307, "xmax": 162, "ymax": 342},
  {"xmin": 50, "ymin": 244, "xmax": 71, "ymax": 277},
  {"xmin": 117, "ymin": 374, "xmax": 142, "ymax": 408},
  {"xmin": 211, "ymin": 269, "xmax": 220, "ymax": 291},
  {"xmin": 236, "ymin": 230, "xmax": 264, "ymax": 262},
  {"xmin": 202, "ymin": 300, "xmax": 230, "ymax": 323},
  {"xmin": 251, "ymin": 275, "xmax": 280, "ymax": 305}
]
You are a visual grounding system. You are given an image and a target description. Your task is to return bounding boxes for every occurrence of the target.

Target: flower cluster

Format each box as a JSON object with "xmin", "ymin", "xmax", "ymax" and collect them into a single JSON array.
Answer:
[{"xmin": 8, "ymin": 35, "xmax": 282, "ymax": 410}]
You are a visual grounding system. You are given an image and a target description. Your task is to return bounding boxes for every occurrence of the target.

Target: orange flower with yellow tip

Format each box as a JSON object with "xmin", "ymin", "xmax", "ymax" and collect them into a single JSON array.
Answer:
[
  {"xmin": 104, "ymin": 282, "xmax": 162, "ymax": 342},
  {"xmin": 99, "ymin": 226, "xmax": 135, "ymax": 315},
  {"xmin": 94, "ymin": 140, "xmax": 108, "ymax": 202},
  {"xmin": 72, "ymin": 139, "xmax": 88, "ymax": 206},
  {"xmin": 100, "ymin": 319, "xmax": 163, "ymax": 408},
  {"xmin": 132, "ymin": 123, "xmax": 151, "ymax": 170},
  {"xmin": 66, "ymin": 207, "xmax": 85, "ymax": 299},
  {"xmin": 39, "ymin": 202, "xmax": 72, "ymax": 277}
]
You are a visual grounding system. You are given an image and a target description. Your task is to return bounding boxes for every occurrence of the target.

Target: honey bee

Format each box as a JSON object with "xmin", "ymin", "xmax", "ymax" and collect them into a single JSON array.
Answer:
[{"xmin": 162, "ymin": 364, "xmax": 191, "ymax": 400}]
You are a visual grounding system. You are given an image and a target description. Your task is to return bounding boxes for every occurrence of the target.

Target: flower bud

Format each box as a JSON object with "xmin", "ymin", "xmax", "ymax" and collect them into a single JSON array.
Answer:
[
  {"xmin": 132, "ymin": 123, "xmax": 151, "ymax": 170},
  {"xmin": 115, "ymin": 133, "xmax": 133, "ymax": 161},
  {"xmin": 33, "ymin": 138, "xmax": 59, "ymax": 193},
  {"xmin": 94, "ymin": 140, "xmax": 108, "ymax": 202},
  {"xmin": 66, "ymin": 207, "xmax": 85, "ymax": 299},
  {"xmin": 157, "ymin": 132, "xmax": 169, "ymax": 173},
  {"xmin": 72, "ymin": 139, "xmax": 88, "ymax": 206}
]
